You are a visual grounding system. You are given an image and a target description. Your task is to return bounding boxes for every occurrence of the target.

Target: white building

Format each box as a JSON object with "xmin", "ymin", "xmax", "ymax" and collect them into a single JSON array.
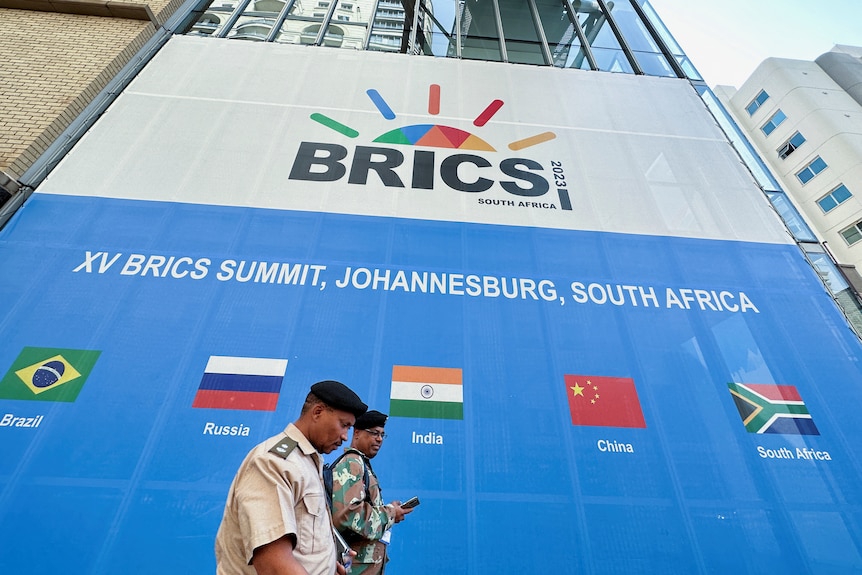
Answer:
[{"xmin": 716, "ymin": 46, "xmax": 862, "ymax": 297}]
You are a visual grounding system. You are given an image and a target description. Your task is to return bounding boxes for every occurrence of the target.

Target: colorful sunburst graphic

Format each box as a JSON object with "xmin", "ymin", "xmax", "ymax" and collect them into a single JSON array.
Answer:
[{"xmin": 309, "ymin": 84, "xmax": 556, "ymax": 152}]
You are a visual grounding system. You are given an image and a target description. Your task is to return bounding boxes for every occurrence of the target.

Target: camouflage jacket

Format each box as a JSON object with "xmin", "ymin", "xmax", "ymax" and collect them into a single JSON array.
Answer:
[{"xmin": 330, "ymin": 448, "xmax": 395, "ymax": 568}]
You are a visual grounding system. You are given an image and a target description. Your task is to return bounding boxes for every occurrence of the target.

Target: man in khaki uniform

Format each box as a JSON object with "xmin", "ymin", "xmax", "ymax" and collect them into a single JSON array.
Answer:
[{"xmin": 216, "ymin": 380, "xmax": 367, "ymax": 575}]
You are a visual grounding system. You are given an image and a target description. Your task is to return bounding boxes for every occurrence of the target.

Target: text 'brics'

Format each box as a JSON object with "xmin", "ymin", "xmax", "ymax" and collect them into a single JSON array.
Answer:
[{"xmin": 72, "ymin": 251, "xmax": 759, "ymax": 313}]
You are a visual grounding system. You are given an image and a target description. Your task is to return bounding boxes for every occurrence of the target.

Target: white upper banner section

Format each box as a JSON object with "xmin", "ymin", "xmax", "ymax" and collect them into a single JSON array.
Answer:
[
  {"xmin": 204, "ymin": 356, "xmax": 288, "ymax": 376},
  {"xmin": 39, "ymin": 36, "xmax": 791, "ymax": 244}
]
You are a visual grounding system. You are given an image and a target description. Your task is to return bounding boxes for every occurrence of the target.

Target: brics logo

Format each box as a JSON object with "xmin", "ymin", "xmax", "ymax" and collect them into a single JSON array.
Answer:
[
  {"xmin": 289, "ymin": 84, "xmax": 572, "ymax": 209},
  {"xmin": 0, "ymin": 347, "xmax": 101, "ymax": 402}
]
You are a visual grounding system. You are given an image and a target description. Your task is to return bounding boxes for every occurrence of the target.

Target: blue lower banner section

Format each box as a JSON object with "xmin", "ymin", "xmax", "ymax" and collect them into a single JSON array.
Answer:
[{"xmin": 1, "ymin": 194, "xmax": 862, "ymax": 573}]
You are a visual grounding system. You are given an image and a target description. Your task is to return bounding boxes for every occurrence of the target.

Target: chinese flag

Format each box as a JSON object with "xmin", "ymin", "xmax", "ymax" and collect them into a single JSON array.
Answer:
[{"xmin": 565, "ymin": 374, "xmax": 646, "ymax": 428}]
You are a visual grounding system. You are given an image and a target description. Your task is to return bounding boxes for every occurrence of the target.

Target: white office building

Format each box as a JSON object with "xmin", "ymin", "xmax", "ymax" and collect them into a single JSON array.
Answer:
[{"xmin": 716, "ymin": 46, "xmax": 862, "ymax": 310}]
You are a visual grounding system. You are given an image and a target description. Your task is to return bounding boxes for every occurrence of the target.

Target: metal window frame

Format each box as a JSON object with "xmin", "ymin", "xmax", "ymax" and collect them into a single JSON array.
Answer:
[
  {"xmin": 797, "ymin": 156, "xmax": 827, "ymax": 184},
  {"xmin": 596, "ymin": 0, "xmax": 642, "ymax": 75},
  {"xmin": 196, "ymin": 0, "xmax": 687, "ymax": 78},
  {"xmin": 561, "ymin": 0, "xmax": 598, "ymax": 70},
  {"xmin": 832, "ymin": 183, "xmax": 853, "ymax": 203},
  {"xmin": 746, "ymin": 89, "xmax": 769, "ymax": 115},
  {"xmin": 761, "ymin": 109, "xmax": 786, "ymax": 135},
  {"xmin": 314, "ymin": 0, "xmax": 341, "ymax": 45},
  {"xmin": 526, "ymin": 0, "xmax": 553, "ymax": 66},
  {"xmin": 490, "ymin": 0, "xmax": 508, "ymax": 62},
  {"xmin": 266, "ymin": 0, "xmax": 300, "ymax": 41},
  {"xmin": 777, "ymin": 131, "xmax": 805, "ymax": 160},
  {"xmin": 415, "ymin": 2, "xmax": 458, "ymax": 56},
  {"xmin": 816, "ymin": 184, "xmax": 853, "ymax": 214},
  {"xmin": 817, "ymin": 195, "xmax": 839, "ymax": 213},
  {"xmin": 216, "ymin": 0, "xmax": 254, "ymax": 38},
  {"xmin": 627, "ymin": 0, "xmax": 684, "ymax": 78},
  {"xmin": 840, "ymin": 222, "xmax": 862, "ymax": 246},
  {"xmin": 362, "ymin": 0, "xmax": 383, "ymax": 49}
]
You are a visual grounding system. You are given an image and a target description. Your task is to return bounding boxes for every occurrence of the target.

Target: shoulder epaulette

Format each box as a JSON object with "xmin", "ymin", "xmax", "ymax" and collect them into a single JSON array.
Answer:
[{"xmin": 269, "ymin": 436, "xmax": 299, "ymax": 459}]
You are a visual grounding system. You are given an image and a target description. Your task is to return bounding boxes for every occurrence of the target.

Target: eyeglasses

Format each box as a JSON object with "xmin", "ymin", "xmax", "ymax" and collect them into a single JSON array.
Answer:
[{"xmin": 361, "ymin": 429, "xmax": 387, "ymax": 439}]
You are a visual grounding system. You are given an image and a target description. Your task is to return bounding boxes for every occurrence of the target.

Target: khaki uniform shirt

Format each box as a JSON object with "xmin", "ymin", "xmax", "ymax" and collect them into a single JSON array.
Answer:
[{"xmin": 215, "ymin": 423, "xmax": 336, "ymax": 575}]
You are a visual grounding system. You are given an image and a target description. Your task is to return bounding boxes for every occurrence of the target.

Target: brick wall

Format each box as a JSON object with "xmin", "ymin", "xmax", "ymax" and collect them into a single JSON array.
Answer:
[{"xmin": 0, "ymin": 0, "xmax": 186, "ymax": 182}]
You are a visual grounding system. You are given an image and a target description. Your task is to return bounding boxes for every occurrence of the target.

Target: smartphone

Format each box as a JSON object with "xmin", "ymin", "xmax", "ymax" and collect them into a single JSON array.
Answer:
[
  {"xmin": 333, "ymin": 529, "xmax": 352, "ymax": 570},
  {"xmin": 402, "ymin": 496, "xmax": 420, "ymax": 509}
]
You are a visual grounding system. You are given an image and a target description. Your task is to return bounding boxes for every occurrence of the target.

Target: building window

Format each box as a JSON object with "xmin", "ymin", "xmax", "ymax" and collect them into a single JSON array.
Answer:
[
  {"xmin": 761, "ymin": 109, "xmax": 786, "ymax": 136},
  {"xmin": 817, "ymin": 184, "xmax": 853, "ymax": 213},
  {"xmin": 840, "ymin": 221, "xmax": 862, "ymax": 246},
  {"xmin": 778, "ymin": 131, "xmax": 806, "ymax": 159},
  {"xmin": 746, "ymin": 90, "xmax": 769, "ymax": 115},
  {"xmin": 796, "ymin": 156, "xmax": 828, "ymax": 184}
]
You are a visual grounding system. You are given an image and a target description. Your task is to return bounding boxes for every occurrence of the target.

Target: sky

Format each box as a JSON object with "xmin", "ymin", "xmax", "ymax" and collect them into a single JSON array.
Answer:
[{"xmin": 647, "ymin": 0, "xmax": 862, "ymax": 88}]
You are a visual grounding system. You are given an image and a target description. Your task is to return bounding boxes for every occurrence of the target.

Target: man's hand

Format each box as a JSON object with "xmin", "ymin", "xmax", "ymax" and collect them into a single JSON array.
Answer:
[
  {"xmin": 389, "ymin": 501, "xmax": 415, "ymax": 523},
  {"xmin": 335, "ymin": 550, "xmax": 357, "ymax": 575}
]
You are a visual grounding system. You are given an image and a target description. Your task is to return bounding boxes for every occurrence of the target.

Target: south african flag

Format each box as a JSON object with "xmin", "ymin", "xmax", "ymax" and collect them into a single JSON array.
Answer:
[{"xmin": 728, "ymin": 382, "xmax": 819, "ymax": 435}]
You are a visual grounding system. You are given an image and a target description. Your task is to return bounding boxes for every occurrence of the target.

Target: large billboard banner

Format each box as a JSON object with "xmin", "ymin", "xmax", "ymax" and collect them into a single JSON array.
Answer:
[{"xmin": 2, "ymin": 37, "xmax": 862, "ymax": 573}]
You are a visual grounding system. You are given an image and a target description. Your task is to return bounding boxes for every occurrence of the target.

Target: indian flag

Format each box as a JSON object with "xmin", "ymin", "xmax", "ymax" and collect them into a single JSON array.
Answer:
[{"xmin": 390, "ymin": 365, "xmax": 463, "ymax": 420}]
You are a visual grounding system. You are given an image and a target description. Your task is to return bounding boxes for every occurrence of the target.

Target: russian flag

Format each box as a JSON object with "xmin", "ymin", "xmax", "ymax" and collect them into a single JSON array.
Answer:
[{"xmin": 192, "ymin": 356, "xmax": 288, "ymax": 411}]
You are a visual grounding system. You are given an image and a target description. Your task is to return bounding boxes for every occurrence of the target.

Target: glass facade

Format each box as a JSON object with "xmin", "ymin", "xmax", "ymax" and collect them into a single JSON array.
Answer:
[{"xmin": 185, "ymin": 0, "xmax": 700, "ymax": 78}]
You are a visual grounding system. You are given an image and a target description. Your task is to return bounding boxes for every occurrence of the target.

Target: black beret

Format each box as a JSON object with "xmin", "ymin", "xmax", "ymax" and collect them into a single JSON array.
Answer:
[
  {"xmin": 354, "ymin": 409, "xmax": 387, "ymax": 430},
  {"xmin": 311, "ymin": 380, "xmax": 367, "ymax": 417}
]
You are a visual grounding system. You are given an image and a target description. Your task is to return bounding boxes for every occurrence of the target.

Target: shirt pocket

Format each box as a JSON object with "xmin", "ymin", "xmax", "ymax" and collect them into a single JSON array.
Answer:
[{"xmin": 297, "ymin": 492, "xmax": 326, "ymax": 555}]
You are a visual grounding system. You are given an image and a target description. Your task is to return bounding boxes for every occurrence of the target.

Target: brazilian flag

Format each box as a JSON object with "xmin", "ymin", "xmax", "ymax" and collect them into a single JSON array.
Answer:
[{"xmin": 0, "ymin": 347, "xmax": 101, "ymax": 402}]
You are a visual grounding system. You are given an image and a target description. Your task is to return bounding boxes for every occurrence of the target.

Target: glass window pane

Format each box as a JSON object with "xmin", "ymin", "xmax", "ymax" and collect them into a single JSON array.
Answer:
[
  {"xmin": 635, "ymin": 0, "xmax": 700, "ymax": 79},
  {"xmin": 765, "ymin": 191, "xmax": 818, "ymax": 242},
  {"xmin": 606, "ymin": 1, "xmax": 674, "ymax": 77},
  {"xmin": 536, "ymin": 0, "xmax": 588, "ymax": 69},
  {"xmin": 580, "ymin": 2, "xmax": 633, "ymax": 73},
  {"xmin": 227, "ymin": 0, "xmax": 288, "ymax": 41},
  {"xmin": 834, "ymin": 184, "xmax": 852, "ymax": 203},
  {"xmin": 188, "ymin": 0, "xmax": 243, "ymax": 36},
  {"xmin": 498, "ymin": 0, "xmax": 545, "ymax": 65},
  {"xmin": 388, "ymin": 0, "xmax": 442, "ymax": 55},
  {"xmin": 327, "ymin": 0, "xmax": 373, "ymax": 49},
  {"xmin": 805, "ymin": 248, "xmax": 851, "ymax": 293},
  {"xmin": 403, "ymin": 0, "xmax": 461, "ymax": 57},
  {"xmin": 842, "ymin": 225, "xmax": 862, "ymax": 245},
  {"xmin": 811, "ymin": 156, "xmax": 828, "ymax": 174},
  {"xmin": 762, "ymin": 109, "xmax": 786, "ymax": 136},
  {"xmin": 459, "ymin": 0, "xmax": 503, "ymax": 62},
  {"xmin": 274, "ymin": 0, "xmax": 325, "ymax": 45},
  {"xmin": 798, "ymin": 168, "xmax": 814, "ymax": 184},
  {"xmin": 818, "ymin": 196, "xmax": 838, "ymax": 212}
]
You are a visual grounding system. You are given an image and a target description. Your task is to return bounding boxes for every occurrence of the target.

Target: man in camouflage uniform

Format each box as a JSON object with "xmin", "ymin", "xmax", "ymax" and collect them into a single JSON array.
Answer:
[{"xmin": 330, "ymin": 410, "xmax": 413, "ymax": 574}]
